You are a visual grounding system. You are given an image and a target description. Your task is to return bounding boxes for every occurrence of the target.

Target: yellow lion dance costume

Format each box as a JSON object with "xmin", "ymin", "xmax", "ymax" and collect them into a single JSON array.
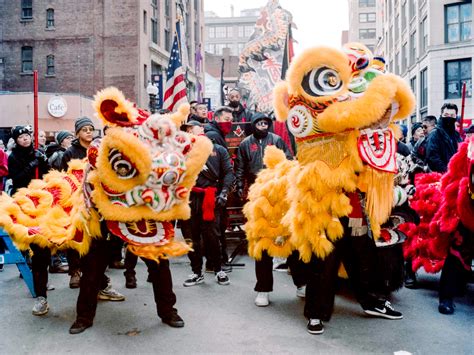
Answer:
[
  {"xmin": 0, "ymin": 87, "xmax": 212, "ymax": 262},
  {"xmin": 244, "ymin": 43, "xmax": 415, "ymax": 263}
]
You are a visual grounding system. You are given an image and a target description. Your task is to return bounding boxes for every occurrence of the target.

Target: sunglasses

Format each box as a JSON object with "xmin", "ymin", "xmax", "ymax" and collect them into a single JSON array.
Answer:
[{"xmin": 80, "ymin": 127, "xmax": 95, "ymax": 133}]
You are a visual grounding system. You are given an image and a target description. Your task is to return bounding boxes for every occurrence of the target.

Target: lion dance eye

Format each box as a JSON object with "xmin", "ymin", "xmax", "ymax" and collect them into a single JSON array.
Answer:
[
  {"xmin": 108, "ymin": 148, "xmax": 138, "ymax": 179},
  {"xmin": 302, "ymin": 66, "xmax": 342, "ymax": 97}
]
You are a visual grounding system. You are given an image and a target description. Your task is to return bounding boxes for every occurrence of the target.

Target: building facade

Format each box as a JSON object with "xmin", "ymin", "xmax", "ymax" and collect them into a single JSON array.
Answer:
[
  {"xmin": 204, "ymin": 9, "xmax": 258, "ymax": 56},
  {"xmin": 374, "ymin": 0, "xmax": 472, "ymax": 127},
  {"xmin": 0, "ymin": 0, "xmax": 204, "ymax": 139},
  {"xmin": 348, "ymin": 0, "xmax": 379, "ymax": 52}
]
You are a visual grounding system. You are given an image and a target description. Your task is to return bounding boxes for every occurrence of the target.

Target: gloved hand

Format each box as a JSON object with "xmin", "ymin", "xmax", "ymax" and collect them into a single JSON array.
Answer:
[
  {"xmin": 237, "ymin": 188, "xmax": 244, "ymax": 200},
  {"xmin": 216, "ymin": 192, "xmax": 228, "ymax": 208},
  {"xmin": 29, "ymin": 159, "xmax": 39, "ymax": 169},
  {"xmin": 34, "ymin": 150, "xmax": 46, "ymax": 162}
]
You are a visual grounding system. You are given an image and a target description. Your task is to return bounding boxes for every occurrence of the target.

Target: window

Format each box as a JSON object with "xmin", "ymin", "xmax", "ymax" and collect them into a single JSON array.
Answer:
[
  {"xmin": 165, "ymin": 29, "xmax": 171, "ymax": 51},
  {"xmin": 21, "ymin": 46, "xmax": 33, "ymax": 72},
  {"xmin": 215, "ymin": 27, "xmax": 226, "ymax": 38},
  {"xmin": 143, "ymin": 11, "xmax": 147, "ymax": 34},
  {"xmin": 359, "ymin": 0, "xmax": 375, "ymax": 7},
  {"xmin": 445, "ymin": 2, "xmax": 472, "ymax": 43},
  {"xmin": 46, "ymin": 55, "xmax": 54, "ymax": 75},
  {"xmin": 227, "ymin": 26, "xmax": 233, "ymax": 37},
  {"xmin": 21, "ymin": 0, "xmax": 32, "ymax": 19},
  {"xmin": 152, "ymin": 0, "xmax": 157, "ymax": 7},
  {"xmin": 410, "ymin": 76, "xmax": 416, "ymax": 94},
  {"xmin": 395, "ymin": 14, "xmax": 399, "ymax": 40},
  {"xmin": 359, "ymin": 28, "xmax": 376, "ymax": 39},
  {"xmin": 151, "ymin": 18, "xmax": 158, "ymax": 44},
  {"xmin": 238, "ymin": 26, "xmax": 244, "ymax": 37},
  {"xmin": 244, "ymin": 26, "xmax": 254, "ymax": 37},
  {"xmin": 409, "ymin": 31, "xmax": 416, "ymax": 65},
  {"xmin": 445, "ymin": 58, "xmax": 472, "ymax": 99},
  {"xmin": 395, "ymin": 52, "xmax": 400, "ymax": 75},
  {"xmin": 238, "ymin": 42, "xmax": 245, "ymax": 54},
  {"xmin": 359, "ymin": 13, "xmax": 376, "ymax": 23},
  {"xmin": 208, "ymin": 27, "xmax": 215, "ymax": 38},
  {"xmin": 402, "ymin": 1, "xmax": 407, "ymax": 29},
  {"xmin": 402, "ymin": 42, "xmax": 407, "ymax": 72},
  {"xmin": 409, "ymin": 0, "xmax": 415, "ymax": 20},
  {"xmin": 420, "ymin": 17, "xmax": 427, "ymax": 55},
  {"xmin": 420, "ymin": 67, "xmax": 428, "ymax": 108},
  {"xmin": 46, "ymin": 8, "xmax": 54, "ymax": 28},
  {"xmin": 144, "ymin": 64, "xmax": 147, "ymax": 88}
]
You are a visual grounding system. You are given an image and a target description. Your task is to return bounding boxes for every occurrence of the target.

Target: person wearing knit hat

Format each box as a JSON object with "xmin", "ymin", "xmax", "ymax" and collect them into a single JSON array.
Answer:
[
  {"xmin": 407, "ymin": 122, "xmax": 424, "ymax": 152},
  {"xmin": 11, "ymin": 125, "xmax": 31, "ymax": 142},
  {"xmin": 56, "ymin": 130, "xmax": 74, "ymax": 148},
  {"xmin": 74, "ymin": 116, "xmax": 95, "ymax": 135},
  {"xmin": 8, "ymin": 125, "xmax": 52, "ymax": 316}
]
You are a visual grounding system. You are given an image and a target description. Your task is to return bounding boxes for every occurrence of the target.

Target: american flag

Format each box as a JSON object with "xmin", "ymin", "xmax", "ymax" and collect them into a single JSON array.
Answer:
[{"xmin": 163, "ymin": 22, "xmax": 188, "ymax": 112}]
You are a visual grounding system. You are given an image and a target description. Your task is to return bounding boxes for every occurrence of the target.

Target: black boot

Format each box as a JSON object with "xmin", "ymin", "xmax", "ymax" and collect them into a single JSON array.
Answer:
[{"xmin": 124, "ymin": 272, "xmax": 137, "ymax": 289}]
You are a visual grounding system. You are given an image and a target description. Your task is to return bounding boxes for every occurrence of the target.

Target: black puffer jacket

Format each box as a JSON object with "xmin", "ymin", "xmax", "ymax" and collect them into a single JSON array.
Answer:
[
  {"xmin": 8, "ymin": 145, "xmax": 49, "ymax": 194},
  {"xmin": 204, "ymin": 120, "xmax": 228, "ymax": 149},
  {"xmin": 232, "ymin": 103, "xmax": 253, "ymax": 136},
  {"xmin": 45, "ymin": 143, "xmax": 66, "ymax": 171},
  {"xmin": 196, "ymin": 143, "xmax": 234, "ymax": 194},
  {"xmin": 60, "ymin": 139, "xmax": 88, "ymax": 171},
  {"xmin": 425, "ymin": 117, "xmax": 462, "ymax": 173},
  {"xmin": 235, "ymin": 114, "xmax": 292, "ymax": 189}
]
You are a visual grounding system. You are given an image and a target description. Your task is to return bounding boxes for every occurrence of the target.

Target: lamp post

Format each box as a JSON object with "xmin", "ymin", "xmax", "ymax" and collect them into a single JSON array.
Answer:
[{"xmin": 146, "ymin": 82, "xmax": 159, "ymax": 113}]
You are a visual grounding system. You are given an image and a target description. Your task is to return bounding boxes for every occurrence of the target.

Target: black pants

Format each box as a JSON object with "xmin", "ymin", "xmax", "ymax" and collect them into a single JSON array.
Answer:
[
  {"xmin": 109, "ymin": 235, "xmax": 124, "ymax": 264},
  {"xmin": 254, "ymin": 250, "xmax": 310, "ymax": 292},
  {"xmin": 30, "ymin": 244, "xmax": 50, "ymax": 298},
  {"xmin": 67, "ymin": 249, "xmax": 81, "ymax": 275},
  {"xmin": 304, "ymin": 234, "xmax": 380, "ymax": 322},
  {"xmin": 124, "ymin": 247, "xmax": 138, "ymax": 277},
  {"xmin": 75, "ymin": 236, "xmax": 177, "ymax": 324},
  {"xmin": 439, "ymin": 224, "xmax": 474, "ymax": 301},
  {"xmin": 185, "ymin": 192, "xmax": 222, "ymax": 274}
]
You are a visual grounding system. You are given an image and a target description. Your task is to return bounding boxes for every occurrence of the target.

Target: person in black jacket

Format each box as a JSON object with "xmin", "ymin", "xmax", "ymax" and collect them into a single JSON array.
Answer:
[
  {"xmin": 425, "ymin": 103, "xmax": 462, "ymax": 173},
  {"xmin": 60, "ymin": 117, "xmax": 96, "ymax": 288},
  {"xmin": 234, "ymin": 113, "xmax": 308, "ymax": 307},
  {"xmin": 181, "ymin": 120, "xmax": 235, "ymax": 287},
  {"xmin": 45, "ymin": 130, "xmax": 74, "ymax": 171},
  {"xmin": 228, "ymin": 89, "xmax": 253, "ymax": 135},
  {"xmin": 8, "ymin": 126, "xmax": 51, "ymax": 316},
  {"xmin": 235, "ymin": 112, "xmax": 292, "ymax": 198},
  {"xmin": 204, "ymin": 106, "xmax": 234, "ymax": 149}
]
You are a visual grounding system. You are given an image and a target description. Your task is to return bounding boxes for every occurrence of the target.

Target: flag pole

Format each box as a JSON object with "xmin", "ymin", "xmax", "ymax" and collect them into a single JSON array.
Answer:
[
  {"xmin": 459, "ymin": 82, "xmax": 466, "ymax": 138},
  {"xmin": 33, "ymin": 70, "xmax": 39, "ymax": 178},
  {"xmin": 220, "ymin": 58, "xmax": 225, "ymax": 106}
]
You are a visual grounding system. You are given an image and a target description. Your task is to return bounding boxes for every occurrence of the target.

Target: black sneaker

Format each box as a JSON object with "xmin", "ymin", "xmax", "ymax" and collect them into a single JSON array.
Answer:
[
  {"xmin": 215, "ymin": 271, "xmax": 230, "ymax": 285},
  {"xmin": 162, "ymin": 313, "xmax": 184, "ymax": 328},
  {"xmin": 438, "ymin": 299, "xmax": 455, "ymax": 315},
  {"xmin": 69, "ymin": 319, "xmax": 93, "ymax": 334},
  {"xmin": 307, "ymin": 319, "xmax": 324, "ymax": 334},
  {"xmin": 183, "ymin": 273, "xmax": 204, "ymax": 287},
  {"xmin": 364, "ymin": 300, "xmax": 403, "ymax": 320},
  {"xmin": 125, "ymin": 274, "xmax": 137, "ymax": 289}
]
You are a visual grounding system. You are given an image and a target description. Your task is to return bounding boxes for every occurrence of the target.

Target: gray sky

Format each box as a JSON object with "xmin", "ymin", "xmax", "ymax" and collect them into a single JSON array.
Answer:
[{"xmin": 204, "ymin": 0, "xmax": 349, "ymax": 54}]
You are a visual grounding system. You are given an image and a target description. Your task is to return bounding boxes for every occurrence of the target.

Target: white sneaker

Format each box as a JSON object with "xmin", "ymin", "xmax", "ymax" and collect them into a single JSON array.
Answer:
[
  {"xmin": 296, "ymin": 285, "xmax": 306, "ymax": 298},
  {"xmin": 32, "ymin": 296, "xmax": 49, "ymax": 316},
  {"xmin": 255, "ymin": 292, "xmax": 269, "ymax": 307},
  {"xmin": 98, "ymin": 284, "xmax": 125, "ymax": 301}
]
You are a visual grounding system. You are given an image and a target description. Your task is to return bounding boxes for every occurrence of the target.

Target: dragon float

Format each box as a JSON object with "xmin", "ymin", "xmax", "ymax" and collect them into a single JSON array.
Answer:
[
  {"xmin": 0, "ymin": 87, "xmax": 212, "ymax": 261},
  {"xmin": 400, "ymin": 136, "xmax": 474, "ymax": 273},
  {"xmin": 244, "ymin": 43, "xmax": 415, "ymax": 263}
]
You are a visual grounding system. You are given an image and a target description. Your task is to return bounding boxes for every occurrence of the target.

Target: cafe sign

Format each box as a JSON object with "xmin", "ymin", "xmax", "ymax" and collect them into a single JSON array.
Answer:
[{"xmin": 47, "ymin": 96, "xmax": 67, "ymax": 118}]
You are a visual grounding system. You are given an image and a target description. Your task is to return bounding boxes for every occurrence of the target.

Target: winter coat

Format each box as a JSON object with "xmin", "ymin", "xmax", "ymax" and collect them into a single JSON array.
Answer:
[
  {"xmin": 195, "ymin": 143, "xmax": 234, "ymax": 195},
  {"xmin": 7, "ymin": 145, "xmax": 49, "ymax": 194},
  {"xmin": 425, "ymin": 120, "xmax": 462, "ymax": 173},
  {"xmin": 45, "ymin": 143, "xmax": 66, "ymax": 171},
  {"xmin": 204, "ymin": 120, "xmax": 228, "ymax": 149},
  {"xmin": 60, "ymin": 139, "xmax": 88, "ymax": 171},
  {"xmin": 235, "ymin": 115, "xmax": 292, "ymax": 189}
]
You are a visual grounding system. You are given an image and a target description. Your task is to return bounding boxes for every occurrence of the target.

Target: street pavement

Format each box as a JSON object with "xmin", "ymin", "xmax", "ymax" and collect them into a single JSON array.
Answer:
[{"xmin": 0, "ymin": 251, "xmax": 473, "ymax": 354}]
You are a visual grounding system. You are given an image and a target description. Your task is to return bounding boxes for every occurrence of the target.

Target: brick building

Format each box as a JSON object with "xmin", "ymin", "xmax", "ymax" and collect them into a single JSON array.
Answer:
[{"xmin": 0, "ymin": 0, "xmax": 204, "ymax": 141}]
